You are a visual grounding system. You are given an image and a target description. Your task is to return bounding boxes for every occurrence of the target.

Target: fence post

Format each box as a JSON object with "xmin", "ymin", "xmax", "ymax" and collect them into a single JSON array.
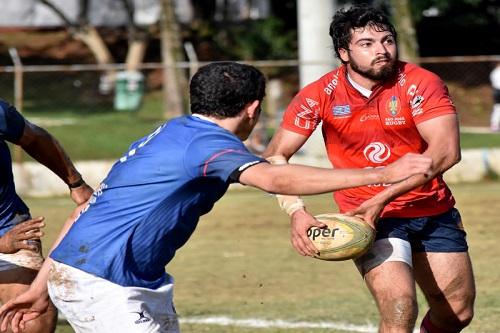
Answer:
[{"xmin": 8, "ymin": 47, "xmax": 23, "ymax": 164}]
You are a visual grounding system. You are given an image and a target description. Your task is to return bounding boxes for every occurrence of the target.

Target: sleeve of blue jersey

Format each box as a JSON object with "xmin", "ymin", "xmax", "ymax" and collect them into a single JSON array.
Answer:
[
  {"xmin": 0, "ymin": 100, "xmax": 25, "ymax": 142},
  {"xmin": 186, "ymin": 133, "xmax": 266, "ymax": 182}
]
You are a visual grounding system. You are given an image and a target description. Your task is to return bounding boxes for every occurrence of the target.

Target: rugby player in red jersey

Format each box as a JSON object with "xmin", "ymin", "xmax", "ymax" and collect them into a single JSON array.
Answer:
[{"xmin": 264, "ymin": 5, "xmax": 474, "ymax": 333}]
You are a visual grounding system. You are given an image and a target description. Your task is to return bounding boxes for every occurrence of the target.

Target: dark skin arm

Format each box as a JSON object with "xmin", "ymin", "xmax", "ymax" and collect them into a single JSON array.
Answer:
[
  {"xmin": 0, "ymin": 217, "xmax": 45, "ymax": 254},
  {"xmin": 14, "ymin": 120, "xmax": 93, "ymax": 205}
]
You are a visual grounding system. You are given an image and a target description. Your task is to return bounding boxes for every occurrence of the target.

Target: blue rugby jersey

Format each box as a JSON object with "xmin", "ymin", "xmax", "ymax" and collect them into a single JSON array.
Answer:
[
  {"xmin": 50, "ymin": 115, "xmax": 266, "ymax": 289},
  {"xmin": 0, "ymin": 100, "xmax": 29, "ymax": 236}
]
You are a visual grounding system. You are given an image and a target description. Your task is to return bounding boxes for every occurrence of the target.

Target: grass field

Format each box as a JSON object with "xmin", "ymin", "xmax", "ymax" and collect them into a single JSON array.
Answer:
[{"xmin": 25, "ymin": 181, "xmax": 500, "ymax": 333}]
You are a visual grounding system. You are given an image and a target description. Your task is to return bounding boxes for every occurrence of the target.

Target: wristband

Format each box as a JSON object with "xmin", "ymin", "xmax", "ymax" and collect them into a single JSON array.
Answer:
[
  {"xmin": 68, "ymin": 178, "xmax": 85, "ymax": 189},
  {"xmin": 266, "ymin": 155, "xmax": 306, "ymax": 216}
]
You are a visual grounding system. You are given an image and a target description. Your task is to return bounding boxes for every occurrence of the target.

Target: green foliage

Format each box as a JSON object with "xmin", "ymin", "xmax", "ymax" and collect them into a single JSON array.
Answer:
[{"xmin": 213, "ymin": 17, "xmax": 297, "ymax": 61}]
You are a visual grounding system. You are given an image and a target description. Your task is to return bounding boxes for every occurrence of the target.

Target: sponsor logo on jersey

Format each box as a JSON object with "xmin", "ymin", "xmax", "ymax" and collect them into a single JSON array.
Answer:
[
  {"xmin": 305, "ymin": 98, "xmax": 319, "ymax": 108},
  {"xmin": 410, "ymin": 95, "xmax": 424, "ymax": 109},
  {"xmin": 294, "ymin": 103, "xmax": 318, "ymax": 129},
  {"xmin": 332, "ymin": 105, "xmax": 351, "ymax": 118},
  {"xmin": 363, "ymin": 142, "xmax": 391, "ymax": 187},
  {"xmin": 132, "ymin": 310, "xmax": 152, "ymax": 324},
  {"xmin": 398, "ymin": 71, "xmax": 407, "ymax": 87},
  {"xmin": 363, "ymin": 142, "xmax": 391, "ymax": 164},
  {"xmin": 407, "ymin": 84, "xmax": 424, "ymax": 117},
  {"xmin": 360, "ymin": 113, "xmax": 380, "ymax": 122},
  {"xmin": 323, "ymin": 70, "xmax": 340, "ymax": 95}
]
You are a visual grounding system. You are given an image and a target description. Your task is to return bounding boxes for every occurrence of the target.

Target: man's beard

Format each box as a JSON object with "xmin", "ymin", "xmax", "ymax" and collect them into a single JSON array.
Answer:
[{"xmin": 349, "ymin": 54, "xmax": 399, "ymax": 82}]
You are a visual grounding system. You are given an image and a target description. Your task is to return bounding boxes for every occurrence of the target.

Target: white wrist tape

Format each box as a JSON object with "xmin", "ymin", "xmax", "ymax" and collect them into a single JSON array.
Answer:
[{"xmin": 266, "ymin": 155, "xmax": 305, "ymax": 216}]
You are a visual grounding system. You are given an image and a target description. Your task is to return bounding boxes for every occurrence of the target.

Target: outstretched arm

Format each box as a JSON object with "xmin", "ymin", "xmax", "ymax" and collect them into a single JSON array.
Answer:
[
  {"xmin": 15, "ymin": 119, "xmax": 93, "ymax": 205},
  {"xmin": 348, "ymin": 114, "xmax": 461, "ymax": 224},
  {"xmin": 246, "ymin": 127, "xmax": 432, "ymax": 256}
]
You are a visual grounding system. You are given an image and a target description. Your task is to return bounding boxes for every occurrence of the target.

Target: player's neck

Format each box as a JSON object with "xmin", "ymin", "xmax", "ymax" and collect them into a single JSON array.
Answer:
[{"xmin": 345, "ymin": 67, "xmax": 379, "ymax": 91}]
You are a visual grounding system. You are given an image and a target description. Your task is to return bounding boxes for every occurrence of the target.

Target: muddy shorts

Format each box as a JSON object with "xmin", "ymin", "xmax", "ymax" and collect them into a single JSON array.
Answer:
[{"xmin": 47, "ymin": 261, "xmax": 179, "ymax": 333}]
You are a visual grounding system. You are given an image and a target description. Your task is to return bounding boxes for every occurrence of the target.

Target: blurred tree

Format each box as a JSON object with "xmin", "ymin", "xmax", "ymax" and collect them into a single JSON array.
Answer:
[
  {"xmin": 38, "ymin": 0, "xmax": 114, "ymax": 68},
  {"xmin": 37, "ymin": 0, "xmax": 157, "ymax": 93},
  {"xmin": 390, "ymin": 0, "xmax": 419, "ymax": 61},
  {"xmin": 160, "ymin": 0, "xmax": 185, "ymax": 117}
]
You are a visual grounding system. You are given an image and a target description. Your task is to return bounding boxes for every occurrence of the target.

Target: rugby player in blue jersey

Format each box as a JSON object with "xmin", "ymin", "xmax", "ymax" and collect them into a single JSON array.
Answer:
[
  {"xmin": 0, "ymin": 100, "xmax": 93, "ymax": 333},
  {"xmin": 0, "ymin": 62, "xmax": 432, "ymax": 333}
]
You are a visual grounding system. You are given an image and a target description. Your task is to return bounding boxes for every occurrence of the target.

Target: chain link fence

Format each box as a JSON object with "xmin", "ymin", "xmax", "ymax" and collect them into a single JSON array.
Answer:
[{"xmin": 1, "ymin": 56, "xmax": 498, "ymax": 148}]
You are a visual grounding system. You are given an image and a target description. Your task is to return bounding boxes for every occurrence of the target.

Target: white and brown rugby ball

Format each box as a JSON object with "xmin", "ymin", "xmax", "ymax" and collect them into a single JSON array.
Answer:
[{"xmin": 307, "ymin": 213, "xmax": 375, "ymax": 261}]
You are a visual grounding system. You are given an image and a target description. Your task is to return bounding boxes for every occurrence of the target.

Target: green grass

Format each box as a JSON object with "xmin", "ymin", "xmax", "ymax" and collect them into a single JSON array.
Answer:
[
  {"xmin": 460, "ymin": 132, "xmax": 500, "ymax": 149},
  {"xmin": 25, "ymin": 181, "xmax": 500, "ymax": 333}
]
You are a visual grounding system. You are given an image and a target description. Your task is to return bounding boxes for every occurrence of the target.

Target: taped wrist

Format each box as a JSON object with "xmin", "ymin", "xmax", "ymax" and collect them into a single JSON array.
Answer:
[{"xmin": 266, "ymin": 155, "xmax": 305, "ymax": 216}]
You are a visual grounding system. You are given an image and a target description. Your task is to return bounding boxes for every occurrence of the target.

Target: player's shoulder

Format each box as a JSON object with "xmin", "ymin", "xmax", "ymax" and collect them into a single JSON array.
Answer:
[
  {"xmin": 299, "ymin": 66, "xmax": 345, "ymax": 95},
  {"xmin": 401, "ymin": 62, "xmax": 443, "ymax": 84}
]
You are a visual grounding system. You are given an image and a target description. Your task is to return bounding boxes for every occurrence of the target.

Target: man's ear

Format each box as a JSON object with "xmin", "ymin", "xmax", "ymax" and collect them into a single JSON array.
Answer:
[
  {"xmin": 246, "ymin": 100, "xmax": 261, "ymax": 119},
  {"xmin": 339, "ymin": 48, "xmax": 349, "ymax": 63}
]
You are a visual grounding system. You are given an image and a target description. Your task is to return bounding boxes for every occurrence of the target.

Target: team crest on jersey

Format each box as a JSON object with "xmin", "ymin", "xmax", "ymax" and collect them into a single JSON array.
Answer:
[
  {"xmin": 384, "ymin": 96, "xmax": 406, "ymax": 126},
  {"xmin": 387, "ymin": 96, "xmax": 401, "ymax": 117},
  {"xmin": 332, "ymin": 105, "xmax": 351, "ymax": 118}
]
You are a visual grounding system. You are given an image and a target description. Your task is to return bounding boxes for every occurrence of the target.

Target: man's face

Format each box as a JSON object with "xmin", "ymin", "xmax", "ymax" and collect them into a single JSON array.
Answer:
[{"xmin": 339, "ymin": 24, "xmax": 398, "ymax": 82}]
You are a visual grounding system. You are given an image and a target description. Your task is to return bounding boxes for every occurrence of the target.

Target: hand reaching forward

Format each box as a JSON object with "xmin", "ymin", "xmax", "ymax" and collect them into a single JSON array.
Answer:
[
  {"xmin": 0, "ymin": 217, "xmax": 45, "ymax": 254},
  {"xmin": 0, "ymin": 288, "xmax": 49, "ymax": 333},
  {"xmin": 381, "ymin": 153, "xmax": 432, "ymax": 184}
]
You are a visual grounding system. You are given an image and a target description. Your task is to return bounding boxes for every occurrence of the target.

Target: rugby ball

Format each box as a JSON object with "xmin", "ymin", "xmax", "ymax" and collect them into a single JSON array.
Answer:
[{"xmin": 307, "ymin": 213, "xmax": 375, "ymax": 261}]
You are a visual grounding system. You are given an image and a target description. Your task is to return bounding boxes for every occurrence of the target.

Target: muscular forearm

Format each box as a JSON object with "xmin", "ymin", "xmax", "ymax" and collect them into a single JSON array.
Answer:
[
  {"xmin": 369, "ymin": 148, "xmax": 459, "ymax": 207},
  {"xmin": 20, "ymin": 123, "xmax": 83, "ymax": 186},
  {"xmin": 255, "ymin": 164, "xmax": 384, "ymax": 195}
]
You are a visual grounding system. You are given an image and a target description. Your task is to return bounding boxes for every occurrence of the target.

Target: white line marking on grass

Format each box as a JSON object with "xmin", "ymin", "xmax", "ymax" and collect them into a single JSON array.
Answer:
[{"xmin": 180, "ymin": 316, "xmax": 379, "ymax": 332}]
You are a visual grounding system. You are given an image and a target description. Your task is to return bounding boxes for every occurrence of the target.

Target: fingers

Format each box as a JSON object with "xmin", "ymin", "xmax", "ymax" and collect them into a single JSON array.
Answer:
[
  {"xmin": 12, "ymin": 217, "xmax": 45, "ymax": 236},
  {"xmin": 291, "ymin": 223, "xmax": 325, "ymax": 257},
  {"xmin": 15, "ymin": 240, "xmax": 41, "ymax": 252},
  {"xmin": 11, "ymin": 311, "xmax": 24, "ymax": 333},
  {"xmin": 0, "ymin": 309, "xmax": 15, "ymax": 332}
]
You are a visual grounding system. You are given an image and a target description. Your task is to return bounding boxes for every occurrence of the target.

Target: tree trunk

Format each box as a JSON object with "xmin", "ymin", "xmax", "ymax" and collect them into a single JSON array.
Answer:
[
  {"xmin": 74, "ymin": 26, "xmax": 114, "ymax": 65},
  {"xmin": 391, "ymin": 0, "xmax": 419, "ymax": 62},
  {"xmin": 73, "ymin": 26, "xmax": 116, "ymax": 94},
  {"xmin": 160, "ymin": 0, "xmax": 184, "ymax": 118},
  {"xmin": 126, "ymin": 39, "xmax": 148, "ymax": 71}
]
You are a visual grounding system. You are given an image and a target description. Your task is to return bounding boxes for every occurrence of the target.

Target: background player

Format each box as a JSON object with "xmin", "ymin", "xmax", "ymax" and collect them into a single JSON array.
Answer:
[
  {"xmin": 0, "ymin": 62, "xmax": 431, "ymax": 333},
  {"xmin": 263, "ymin": 5, "xmax": 475, "ymax": 333},
  {"xmin": 0, "ymin": 99, "xmax": 93, "ymax": 333}
]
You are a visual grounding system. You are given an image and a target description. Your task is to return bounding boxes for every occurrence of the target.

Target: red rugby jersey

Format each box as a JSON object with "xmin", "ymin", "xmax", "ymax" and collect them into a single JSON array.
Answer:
[{"xmin": 282, "ymin": 62, "xmax": 457, "ymax": 218}]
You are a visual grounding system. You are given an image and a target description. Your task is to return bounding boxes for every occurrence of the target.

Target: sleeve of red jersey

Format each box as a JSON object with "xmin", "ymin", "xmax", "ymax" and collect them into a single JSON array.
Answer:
[
  {"xmin": 410, "ymin": 71, "xmax": 457, "ymax": 125},
  {"xmin": 280, "ymin": 85, "xmax": 322, "ymax": 137}
]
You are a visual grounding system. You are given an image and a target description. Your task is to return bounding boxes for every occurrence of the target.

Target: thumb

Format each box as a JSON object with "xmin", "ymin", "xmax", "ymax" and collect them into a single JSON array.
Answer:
[
  {"xmin": 344, "ymin": 210, "xmax": 355, "ymax": 216},
  {"xmin": 311, "ymin": 218, "xmax": 327, "ymax": 228}
]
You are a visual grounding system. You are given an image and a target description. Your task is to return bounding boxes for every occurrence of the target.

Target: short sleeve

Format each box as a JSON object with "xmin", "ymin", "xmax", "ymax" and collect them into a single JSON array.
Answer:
[
  {"xmin": 0, "ymin": 100, "xmax": 25, "ymax": 142},
  {"xmin": 409, "ymin": 71, "xmax": 456, "ymax": 124},
  {"xmin": 186, "ymin": 132, "xmax": 266, "ymax": 183},
  {"xmin": 281, "ymin": 84, "xmax": 322, "ymax": 136}
]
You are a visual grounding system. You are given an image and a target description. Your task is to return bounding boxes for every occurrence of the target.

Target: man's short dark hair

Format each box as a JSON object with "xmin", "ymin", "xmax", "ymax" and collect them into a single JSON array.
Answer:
[
  {"xmin": 329, "ymin": 5, "xmax": 397, "ymax": 62},
  {"xmin": 189, "ymin": 62, "xmax": 266, "ymax": 118}
]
